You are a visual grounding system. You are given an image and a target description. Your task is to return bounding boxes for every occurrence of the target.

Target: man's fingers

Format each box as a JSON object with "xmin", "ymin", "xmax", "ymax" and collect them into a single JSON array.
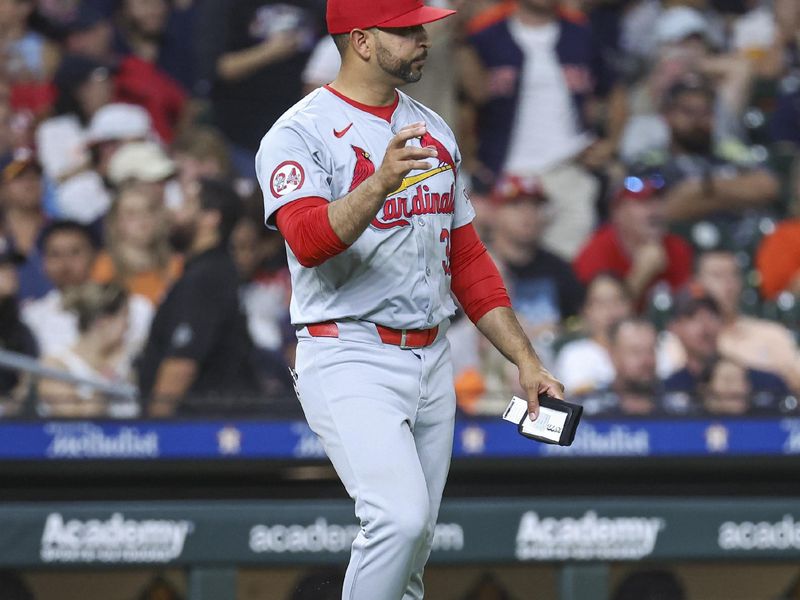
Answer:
[
  {"xmin": 394, "ymin": 146, "xmax": 437, "ymax": 161},
  {"xmin": 526, "ymin": 395, "xmax": 540, "ymax": 421},
  {"xmin": 388, "ymin": 123, "xmax": 427, "ymax": 148},
  {"xmin": 403, "ymin": 160, "xmax": 435, "ymax": 172},
  {"xmin": 547, "ymin": 384, "xmax": 565, "ymax": 401}
]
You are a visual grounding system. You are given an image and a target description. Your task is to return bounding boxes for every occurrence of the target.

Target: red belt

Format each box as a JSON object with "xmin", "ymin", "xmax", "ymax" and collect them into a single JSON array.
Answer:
[{"xmin": 306, "ymin": 321, "xmax": 439, "ymax": 349}]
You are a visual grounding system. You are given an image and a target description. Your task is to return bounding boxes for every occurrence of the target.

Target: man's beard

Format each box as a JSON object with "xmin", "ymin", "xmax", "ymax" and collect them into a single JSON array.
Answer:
[
  {"xmin": 618, "ymin": 377, "xmax": 658, "ymax": 396},
  {"xmin": 673, "ymin": 128, "xmax": 713, "ymax": 155},
  {"xmin": 376, "ymin": 42, "xmax": 425, "ymax": 84},
  {"xmin": 168, "ymin": 224, "xmax": 195, "ymax": 253}
]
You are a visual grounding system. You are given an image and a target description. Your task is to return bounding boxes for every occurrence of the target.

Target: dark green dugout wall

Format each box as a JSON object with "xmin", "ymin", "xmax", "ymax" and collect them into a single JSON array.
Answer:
[{"xmin": 3, "ymin": 497, "xmax": 800, "ymax": 600}]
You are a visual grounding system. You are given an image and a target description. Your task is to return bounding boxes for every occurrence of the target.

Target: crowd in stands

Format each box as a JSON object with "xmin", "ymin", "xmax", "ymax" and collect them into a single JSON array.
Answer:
[{"xmin": 0, "ymin": 0, "xmax": 797, "ymax": 420}]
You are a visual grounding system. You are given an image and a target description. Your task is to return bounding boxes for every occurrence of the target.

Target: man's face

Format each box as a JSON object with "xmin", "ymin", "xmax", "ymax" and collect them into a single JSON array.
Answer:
[
  {"xmin": 614, "ymin": 198, "xmax": 667, "ymax": 245},
  {"xmin": 666, "ymin": 91, "xmax": 714, "ymax": 155},
  {"xmin": 0, "ymin": 0, "xmax": 31, "ymax": 29},
  {"xmin": 696, "ymin": 252, "xmax": 742, "ymax": 316},
  {"xmin": 123, "ymin": 0, "xmax": 168, "ymax": 38},
  {"xmin": 611, "ymin": 322, "xmax": 658, "ymax": 389},
  {"xmin": 584, "ymin": 277, "xmax": 632, "ymax": 339},
  {"xmin": 373, "ymin": 26, "xmax": 430, "ymax": 84},
  {"xmin": 494, "ymin": 199, "xmax": 546, "ymax": 248},
  {"xmin": 67, "ymin": 22, "xmax": 114, "ymax": 59},
  {"xmin": 43, "ymin": 231, "xmax": 95, "ymax": 290},
  {"xmin": 169, "ymin": 184, "xmax": 201, "ymax": 252},
  {"xmin": 2, "ymin": 166, "xmax": 41, "ymax": 211},
  {"xmin": 671, "ymin": 307, "xmax": 722, "ymax": 363},
  {"xmin": 705, "ymin": 359, "xmax": 751, "ymax": 415}
]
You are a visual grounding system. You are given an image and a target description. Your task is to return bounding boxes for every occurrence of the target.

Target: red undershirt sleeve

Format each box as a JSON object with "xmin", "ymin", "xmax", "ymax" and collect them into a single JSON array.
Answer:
[
  {"xmin": 275, "ymin": 197, "xmax": 349, "ymax": 268},
  {"xmin": 450, "ymin": 223, "xmax": 512, "ymax": 324}
]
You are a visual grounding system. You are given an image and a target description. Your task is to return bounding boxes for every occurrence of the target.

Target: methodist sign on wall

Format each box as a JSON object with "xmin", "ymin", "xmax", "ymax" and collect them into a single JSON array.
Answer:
[{"xmin": 0, "ymin": 498, "xmax": 799, "ymax": 568}]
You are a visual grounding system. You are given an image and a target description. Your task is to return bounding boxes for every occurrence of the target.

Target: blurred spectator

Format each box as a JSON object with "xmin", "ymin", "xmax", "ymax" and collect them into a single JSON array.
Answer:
[
  {"xmin": 554, "ymin": 273, "xmax": 633, "ymax": 395},
  {"xmin": 212, "ymin": 0, "xmax": 325, "ymax": 177},
  {"xmin": 612, "ymin": 568, "xmax": 686, "ymax": 600},
  {"xmin": 463, "ymin": 0, "xmax": 624, "ymax": 259},
  {"xmin": 107, "ymin": 140, "xmax": 176, "ymax": 190},
  {"xmin": 757, "ymin": 158, "xmax": 800, "ymax": 301},
  {"xmin": 620, "ymin": 1, "xmax": 726, "ymax": 65},
  {"xmin": 37, "ymin": 281, "xmax": 137, "ymax": 418},
  {"xmin": 0, "ymin": 570, "xmax": 34, "ymax": 600},
  {"xmin": 172, "ymin": 126, "xmax": 233, "ymax": 190},
  {"xmin": 113, "ymin": 0, "xmax": 196, "ymax": 93},
  {"xmin": 762, "ymin": 0, "xmax": 800, "ymax": 81},
  {"xmin": 460, "ymin": 572, "xmax": 514, "ymax": 600},
  {"xmin": 620, "ymin": 7, "xmax": 753, "ymax": 161},
  {"xmin": 38, "ymin": 54, "xmax": 115, "ymax": 179},
  {"xmin": 231, "ymin": 195, "xmax": 290, "ymax": 353},
  {"xmin": 170, "ymin": 126, "xmax": 233, "ymax": 214},
  {"xmin": 0, "ymin": 149, "xmax": 52, "ymax": 301},
  {"xmin": 572, "ymin": 172, "xmax": 693, "ymax": 307},
  {"xmin": 36, "ymin": 57, "xmax": 119, "ymax": 225},
  {"xmin": 699, "ymin": 356, "xmax": 753, "ymax": 416},
  {"xmin": 21, "ymin": 220, "xmax": 152, "ymax": 359},
  {"xmin": 138, "ymin": 178, "xmax": 260, "ymax": 417},
  {"xmin": 581, "ymin": 317, "xmax": 662, "ymax": 417},
  {"xmin": 490, "ymin": 174, "xmax": 584, "ymax": 343},
  {"xmin": 92, "ymin": 183, "xmax": 182, "ymax": 305},
  {"xmin": 636, "ymin": 75, "xmax": 779, "ymax": 224},
  {"xmin": 60, "ymin": 6, "xmax": 187, "ymax": 143},
  {"xmin": 0, "ymin": 240, "xmax": 36, "ymax": 416},
  {"xmin": 60, "ymin": 5, "xmax": 115, "ymax": 60},
  {"xmin": 43, "ymin": 100, "xmax": 155, "ymax": 223},
  {"xmin": 695, "ymin": 249, "xmax": 800, "ymax": 394},
  {"xmin": 86, "ymin": 102, "xmax": 154, "ymax": 177},
  {"xmin": 664, "ymin": 285, "xmax": 789, "ymax": 409},
  {"xmin": 757, "ymin": 215, "xmax": 800, "ymax": 302},
  {"xmin": 289, "ymin": 567, "xmax": 345, "ymax": 600},
  {"xmin": 0, "ymin": 0, "xmax": 60, "ymax": 82},
  {"xmin": 54, "ymin": 101, "xmax": 157, "ymax": 224}
]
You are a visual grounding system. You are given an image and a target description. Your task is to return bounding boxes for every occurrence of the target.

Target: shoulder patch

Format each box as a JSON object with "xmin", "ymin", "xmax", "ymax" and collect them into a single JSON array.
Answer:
[{"xmin": 270, "ymin": 161, "xmax": 305, "ymax": 198}]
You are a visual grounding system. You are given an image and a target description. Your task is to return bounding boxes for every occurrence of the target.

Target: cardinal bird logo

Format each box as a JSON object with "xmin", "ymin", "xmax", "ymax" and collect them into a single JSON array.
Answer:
[
  {"xmin": 419, "ymin": 132, "xmax": 455, "ymax": 171},
  {"xmin": 348, "ymin": 145, "xmax": 376, "ymax": 192}
]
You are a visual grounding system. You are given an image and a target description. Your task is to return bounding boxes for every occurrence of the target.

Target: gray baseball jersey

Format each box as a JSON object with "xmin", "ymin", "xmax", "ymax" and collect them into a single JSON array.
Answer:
[{"xmin": 255, "ymin": 86, "xmax": 475, "ymax": 330}]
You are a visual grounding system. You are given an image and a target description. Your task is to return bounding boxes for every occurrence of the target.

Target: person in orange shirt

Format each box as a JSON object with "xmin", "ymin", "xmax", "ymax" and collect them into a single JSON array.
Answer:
[
  {"xmin": 757, "ymin": 218, "xmax": 800, "ymax": 300},
  {"xmin": 92, "ymin": 183, "xmax": 182, "ymax": 305}
]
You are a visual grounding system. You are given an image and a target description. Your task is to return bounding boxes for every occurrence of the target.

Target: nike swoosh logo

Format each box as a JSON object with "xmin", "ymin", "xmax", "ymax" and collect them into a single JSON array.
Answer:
[{"xmin": 333, "ymin": 123, "xmax": 353, "ymax": 138}]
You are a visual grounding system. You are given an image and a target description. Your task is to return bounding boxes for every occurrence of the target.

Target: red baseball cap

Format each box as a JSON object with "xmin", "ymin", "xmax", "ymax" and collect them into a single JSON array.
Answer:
[
  {"xmin": 327, "ymin": 0, "xmax": 456, "ymax": 35},
  {"xmin": 491, "ymin": 174, "xmax": 548, "ymax": 205},
  {"xmin": 613, "ymin": 174, "xmax": 667, "ymax": 206}
]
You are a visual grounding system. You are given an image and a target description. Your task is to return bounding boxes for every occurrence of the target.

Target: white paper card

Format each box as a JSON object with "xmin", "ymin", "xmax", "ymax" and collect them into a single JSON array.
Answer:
[
  {"xmin": 503, "ymin": 396, "xmax": 529, "ymax": 424},
  {"xmin": 520, "ymin": 405, "xmax": 568, "ymax": 443}
]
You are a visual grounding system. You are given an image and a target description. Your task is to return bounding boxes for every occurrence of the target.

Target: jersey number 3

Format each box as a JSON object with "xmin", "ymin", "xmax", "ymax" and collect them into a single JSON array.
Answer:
[{"xmin": 440, "ymin": 228, "xmax": 451, "ymax": 276}]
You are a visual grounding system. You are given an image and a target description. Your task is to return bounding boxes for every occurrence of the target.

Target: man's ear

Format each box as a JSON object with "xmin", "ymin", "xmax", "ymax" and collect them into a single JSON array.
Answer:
[{"xmin": 350, "ymin": 28, "xmax": 374, "ymax": 61}]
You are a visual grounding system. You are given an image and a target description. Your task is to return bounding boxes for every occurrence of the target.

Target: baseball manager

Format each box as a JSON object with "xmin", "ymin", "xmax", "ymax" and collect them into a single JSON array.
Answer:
[{"xmin": 256, "ymin": 1, "xmax": 566, "ymax": 597}]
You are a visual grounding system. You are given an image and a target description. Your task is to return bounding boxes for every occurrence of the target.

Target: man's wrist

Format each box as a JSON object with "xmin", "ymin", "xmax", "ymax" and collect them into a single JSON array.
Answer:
[
  {"xmin": 364, "ymin": 173, "xmax": 391, "ymax": 199},
  {"xmin": 514, "ymin": 350, "xmax": 544, "ymax": 370}
]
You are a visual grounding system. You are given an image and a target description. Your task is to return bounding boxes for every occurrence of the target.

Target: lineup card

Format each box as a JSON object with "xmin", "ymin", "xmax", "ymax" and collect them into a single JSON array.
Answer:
[{"xmin": 503, "ymin": 396, "xmax": 568, "ymax": 444}]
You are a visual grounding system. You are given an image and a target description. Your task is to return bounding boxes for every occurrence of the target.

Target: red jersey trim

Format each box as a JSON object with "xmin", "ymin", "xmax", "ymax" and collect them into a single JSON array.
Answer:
[{"xmin": 323, "ymin": 85, "xmax": 399, "ymax": 123}]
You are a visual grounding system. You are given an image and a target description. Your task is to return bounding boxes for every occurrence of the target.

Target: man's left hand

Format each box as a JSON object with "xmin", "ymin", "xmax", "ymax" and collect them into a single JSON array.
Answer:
[{"xmin": 518, "ymin": 362, "xmax": 565, "ymax": 420}]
